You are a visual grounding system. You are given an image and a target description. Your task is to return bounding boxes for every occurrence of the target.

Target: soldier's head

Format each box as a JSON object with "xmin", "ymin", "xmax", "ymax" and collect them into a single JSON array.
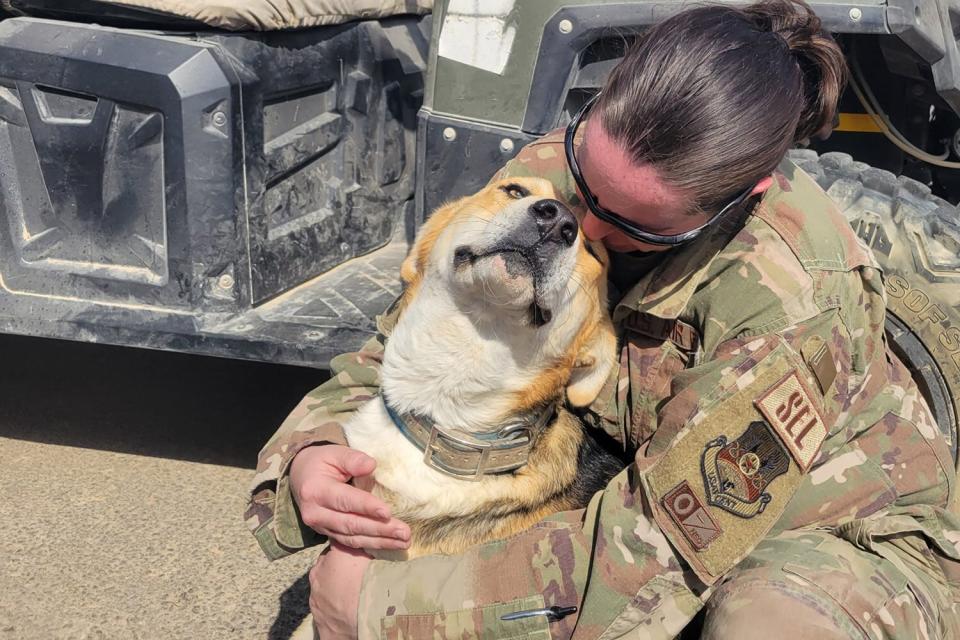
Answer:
[{"xmin": 565, "ymin": 0, "xmax": 847, "ymax": 253}]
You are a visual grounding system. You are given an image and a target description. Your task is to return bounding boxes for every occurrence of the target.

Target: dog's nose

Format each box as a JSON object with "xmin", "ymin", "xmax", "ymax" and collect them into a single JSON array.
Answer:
[{"xmin": 529, "ymin": 199, "xmax": 578, "ymax": 247}]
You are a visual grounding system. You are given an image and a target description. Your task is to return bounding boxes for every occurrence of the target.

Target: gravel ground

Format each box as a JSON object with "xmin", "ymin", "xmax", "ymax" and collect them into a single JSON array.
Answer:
[{"xmin": 0, "ymin": 334, "xmax": 329, "ymax": 640}]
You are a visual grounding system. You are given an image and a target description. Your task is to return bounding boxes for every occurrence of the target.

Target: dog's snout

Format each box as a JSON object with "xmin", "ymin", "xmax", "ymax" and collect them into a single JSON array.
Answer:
[
  {"xmin": 529, "ymin": 199, "xmax": 578, "ymax": 247},
  {"xmin": 530, "ymin": 199, "xmax": 560, "ymax": 221}
]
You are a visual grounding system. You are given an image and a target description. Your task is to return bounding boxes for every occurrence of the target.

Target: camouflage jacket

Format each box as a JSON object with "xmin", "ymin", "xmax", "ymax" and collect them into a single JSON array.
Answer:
[{"xmin": 246, "ymin": 130, "xmax": 960, "ymax": 639}]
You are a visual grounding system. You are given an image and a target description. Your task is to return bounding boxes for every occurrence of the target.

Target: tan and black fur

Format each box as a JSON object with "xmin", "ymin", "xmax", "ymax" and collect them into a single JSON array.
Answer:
[{"xmin": 345, "ymin": 177, "xmax": 625, "ymax": 558}]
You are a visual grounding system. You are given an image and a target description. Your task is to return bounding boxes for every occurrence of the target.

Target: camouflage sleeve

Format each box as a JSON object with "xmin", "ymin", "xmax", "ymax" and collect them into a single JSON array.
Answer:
[
  {"xmin": 245, "ymin": 310, "xmax": 398, "ymax": 561},
  {"xmin": 356, "ymin": 322, "xmax": 836, "ymax": 639},
  {"xmin": 487, "ymin": 129, "xmax": 578, "ymax": 197}
]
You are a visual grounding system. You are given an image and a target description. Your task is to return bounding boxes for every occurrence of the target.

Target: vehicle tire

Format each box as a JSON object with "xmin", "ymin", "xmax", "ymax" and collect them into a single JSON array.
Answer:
[{"xmin": 788, "ymin": 149, "xmax": 960, "ymax": 466}]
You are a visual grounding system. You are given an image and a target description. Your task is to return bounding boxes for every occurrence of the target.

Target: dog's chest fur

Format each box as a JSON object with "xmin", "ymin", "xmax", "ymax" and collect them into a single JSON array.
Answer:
[
  {"xmin": 345, "ymin": 400, "xmax": 517, "ymax": 523},
  {"xmin": 345, "ymin": 398, "xmax": 622, "ymax": 559}
]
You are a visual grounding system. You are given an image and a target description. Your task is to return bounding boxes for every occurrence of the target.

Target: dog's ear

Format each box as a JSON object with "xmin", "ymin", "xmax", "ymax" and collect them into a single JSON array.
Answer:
[
  {"xmin": 399, "ymin": 251, "xmax": 420, "ymax": 287},
  {"xmin": 566, "ymin": 320, "xmax": 617, "ymax": 407},
  {"xmin": 399, "ymin": 198, "xmax": 464, "ymax": 287}
]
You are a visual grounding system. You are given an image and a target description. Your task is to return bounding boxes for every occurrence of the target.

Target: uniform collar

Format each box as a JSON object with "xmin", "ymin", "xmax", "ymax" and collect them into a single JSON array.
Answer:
[{"xmin": 612, "ymin": 192, "xmax": 763, "ymax": 323}]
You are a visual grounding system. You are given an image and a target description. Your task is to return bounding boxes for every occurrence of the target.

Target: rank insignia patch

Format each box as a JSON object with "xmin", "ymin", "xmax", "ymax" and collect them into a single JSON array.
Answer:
[
  {"xmin": 754, "ymin": 370, "xmax": 827, "ymax": 471},
  {"xmin": 662, "ymin": 480, "xmax": 722, "ymax": 550},
  {"xmin": 701, "ymin": 421, "xmax": 790, "ymax": 519}
]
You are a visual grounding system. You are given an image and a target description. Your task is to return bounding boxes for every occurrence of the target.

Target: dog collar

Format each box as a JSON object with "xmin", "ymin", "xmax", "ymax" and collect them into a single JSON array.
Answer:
[{"xmin": 382, "ymin": 400, "xmax": 557, "ymax": 481}]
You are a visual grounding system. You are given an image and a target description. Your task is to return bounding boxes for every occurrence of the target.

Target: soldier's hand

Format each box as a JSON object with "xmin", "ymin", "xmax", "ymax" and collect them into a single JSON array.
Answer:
[
  {"xmin": 289, "ymin": 444, "xmax": 411, "ymax": 550},
  {"xmin": 310, "ymin": 542, "xmax": 368, "ymax": 640}
]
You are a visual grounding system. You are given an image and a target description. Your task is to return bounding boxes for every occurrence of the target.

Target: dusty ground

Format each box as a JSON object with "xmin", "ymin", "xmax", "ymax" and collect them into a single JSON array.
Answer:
[{"xmin": 0, "ymin": 333, "xmax": 329, "ymax": 639}]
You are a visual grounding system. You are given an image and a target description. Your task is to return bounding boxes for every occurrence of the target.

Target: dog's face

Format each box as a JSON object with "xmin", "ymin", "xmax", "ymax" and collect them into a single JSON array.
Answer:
[{"xmin": 399, "ymin": 177, "xmax": 615, "ymax": 407}]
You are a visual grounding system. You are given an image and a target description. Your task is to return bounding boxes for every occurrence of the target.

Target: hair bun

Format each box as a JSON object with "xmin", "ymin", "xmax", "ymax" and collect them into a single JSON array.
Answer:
[
  {"xmin": 744, "ymin": 0, "xmax": 820, "ymax": 37},
  {"xmin": 744, "ymin": 0, "xmax": 848, "ymax": 141}
]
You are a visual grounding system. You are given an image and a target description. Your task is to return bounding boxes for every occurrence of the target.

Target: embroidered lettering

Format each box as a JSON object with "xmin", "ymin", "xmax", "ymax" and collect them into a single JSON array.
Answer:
[{"xmin": 755, "ymin": 370, "xmax": 827, "ymax": 472}]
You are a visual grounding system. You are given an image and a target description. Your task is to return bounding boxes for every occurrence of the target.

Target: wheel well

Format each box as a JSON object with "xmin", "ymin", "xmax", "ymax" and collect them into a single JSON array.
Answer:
[
  {"xmin": 809, "ymin": 34, "xmax": 960, "ymax": 205},
  {"xmin": 885, "ymin": 312, "xmax": 958, "ymax": 464}
]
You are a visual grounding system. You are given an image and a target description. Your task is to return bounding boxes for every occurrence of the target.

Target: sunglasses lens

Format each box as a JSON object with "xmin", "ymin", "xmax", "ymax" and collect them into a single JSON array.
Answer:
[{"xmin": 565, "ymin": 94, "xmax": 747, "ymax": 247}]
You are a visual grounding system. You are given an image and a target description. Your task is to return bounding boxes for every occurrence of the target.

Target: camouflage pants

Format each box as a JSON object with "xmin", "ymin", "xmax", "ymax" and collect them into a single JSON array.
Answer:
[{"xmin": 700, "ymin": 527, "xmax": 960, "ymax": 640}]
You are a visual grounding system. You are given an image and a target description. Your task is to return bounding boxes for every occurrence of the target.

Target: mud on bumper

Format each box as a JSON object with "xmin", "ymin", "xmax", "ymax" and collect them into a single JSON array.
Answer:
[{"xmin": 0, "ymin": 16, "xmax": 428, "ymax": 367}]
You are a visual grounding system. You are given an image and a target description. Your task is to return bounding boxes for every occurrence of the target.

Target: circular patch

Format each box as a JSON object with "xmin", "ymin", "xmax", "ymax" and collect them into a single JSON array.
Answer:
[{"xmin": 738, "ymin": 452, "xmax": 761, "ymax": 476}]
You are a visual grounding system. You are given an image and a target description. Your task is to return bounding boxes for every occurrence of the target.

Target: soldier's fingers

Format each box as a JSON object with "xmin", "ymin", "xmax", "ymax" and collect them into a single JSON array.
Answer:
[
  {"xmin": 322, "ymin": 482, "xmax": 393, "ymax": 520},
  {"xmin": 328, "ymin": 533, "xmax": 411, "ymax": 551},
  {"xmin": 329, "ymin": 447, "xmax": 377, "ymax": 479},
  {"xmin": 317, "ymin": 507, "xmax": 411, "ymax": 541}
]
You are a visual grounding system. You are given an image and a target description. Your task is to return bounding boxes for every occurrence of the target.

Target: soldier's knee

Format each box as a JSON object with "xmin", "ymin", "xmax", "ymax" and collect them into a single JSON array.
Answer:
[{"xmin": 700, "ymin": 576, "xmax": 865, "ymax": 640}]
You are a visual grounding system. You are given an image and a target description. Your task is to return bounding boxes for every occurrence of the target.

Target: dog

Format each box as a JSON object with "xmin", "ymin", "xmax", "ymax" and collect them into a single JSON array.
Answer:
[{"xmin": 345, "ymin": 176, "xmax": 624, "ymax": 559}]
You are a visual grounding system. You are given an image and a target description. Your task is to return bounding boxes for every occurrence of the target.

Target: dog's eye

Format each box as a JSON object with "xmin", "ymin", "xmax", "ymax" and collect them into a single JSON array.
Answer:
[
  {"xmin": 500, "ymin": 183, "xmax": 529, "ymax": 199},
  {"xmin": 585, "ymin": 242, "xmax": 604, "ymax": 264}
]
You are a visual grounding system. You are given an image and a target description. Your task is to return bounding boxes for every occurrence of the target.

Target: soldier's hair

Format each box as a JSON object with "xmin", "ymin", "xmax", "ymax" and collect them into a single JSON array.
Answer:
[{"xmin": 596, "ymin": 0, "xmax": 848, "ymax": 215}]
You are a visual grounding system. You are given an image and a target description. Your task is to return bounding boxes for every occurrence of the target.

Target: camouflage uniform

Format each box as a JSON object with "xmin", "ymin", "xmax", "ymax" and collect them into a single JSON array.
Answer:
[{"xmin": 246, "ymin": 129, "xmax": 960, "ymax": 639}]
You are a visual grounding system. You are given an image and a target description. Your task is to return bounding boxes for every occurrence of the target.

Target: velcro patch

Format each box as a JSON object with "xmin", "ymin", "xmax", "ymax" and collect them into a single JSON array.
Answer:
[
  {"xmin": 662, "ymin": 481, "xmax": 722, "ymax": 551},
  {"xmin": 623, "ymin": 313, "xmax": 701, "ymax": 353},
  {"xmin": 801, "ymin": 335, "xmax": 837, "ymax": 395},
  {"xmin": 640, "ymin": 342, "xmax": 824, "ymax": 585},
  {"xmin": 701, "ymin": 421, "xmax": 790, "ymax": 519},
  {"xmin": 754, "ymin": 370, "xmax": 827, "ymax": 472}
]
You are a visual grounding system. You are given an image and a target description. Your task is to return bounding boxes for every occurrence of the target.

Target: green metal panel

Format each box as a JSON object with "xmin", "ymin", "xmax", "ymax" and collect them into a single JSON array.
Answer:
[
  {"xmin": 428, "ymin": 0, "xmax": 902, "ymax": 131},
  {"xmin": 430, "ymin": 0, "xmax": 607, "ymax": 128}
]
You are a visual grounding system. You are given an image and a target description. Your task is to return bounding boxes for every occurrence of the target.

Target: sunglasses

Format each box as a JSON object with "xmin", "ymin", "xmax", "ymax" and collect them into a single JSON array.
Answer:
[{"xmin": 564, "ymin": 92, "xmax": 754, "ymax": 247}]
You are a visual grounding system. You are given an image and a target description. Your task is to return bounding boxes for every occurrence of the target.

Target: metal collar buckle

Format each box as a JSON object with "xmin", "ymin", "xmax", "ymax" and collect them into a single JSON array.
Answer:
[
  {"xmin": 422, "ymin": 423, "xmax": 532, "ymax": 481},
  {"xmin": 383, "ymin": 396, "xmax": 557, "ymax": 481}
]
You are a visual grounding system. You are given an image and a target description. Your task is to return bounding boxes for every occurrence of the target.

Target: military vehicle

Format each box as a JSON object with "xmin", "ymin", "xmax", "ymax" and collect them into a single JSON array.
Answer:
[{"xmin": 0, "ymin": 0, "xmax": 957, "ymax": 460}]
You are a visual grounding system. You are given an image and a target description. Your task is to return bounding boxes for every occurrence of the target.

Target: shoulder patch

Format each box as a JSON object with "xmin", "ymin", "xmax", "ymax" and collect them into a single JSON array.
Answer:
[
  {"xmin": 755, "ymin": 370, "xmax": 827, "ymax": 472},
  {"xmin": 701, "ymin": 420, "xmax": 790, "ymax": 518},
  {"xmin": 640, "ymin": 342, "xmax": 827, "ymax": 585},
  {"xmin": 662, "ymin": 480, "xmax": 722, "ymax": 550}
]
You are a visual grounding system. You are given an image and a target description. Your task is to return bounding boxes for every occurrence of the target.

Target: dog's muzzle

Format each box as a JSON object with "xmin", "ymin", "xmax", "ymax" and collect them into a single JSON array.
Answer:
[{"xmin": 454, "ymin": 199, "xmax": 578, "ymax": 266}]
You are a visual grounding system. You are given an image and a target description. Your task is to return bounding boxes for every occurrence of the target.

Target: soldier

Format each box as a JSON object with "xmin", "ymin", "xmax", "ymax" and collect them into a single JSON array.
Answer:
[{"xmin": 246, "ymin": 0, "xmax": 960, "ymax": 638}]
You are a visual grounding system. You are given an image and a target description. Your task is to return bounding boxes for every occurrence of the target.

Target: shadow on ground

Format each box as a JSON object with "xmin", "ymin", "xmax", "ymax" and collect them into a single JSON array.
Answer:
[
  {"xmin": 0, "ymin": 333, "xmax": 329, "ymax": 468},
  {"xmin": 271, "ymin": 572, "xmax": 313, "ymax": 640}
]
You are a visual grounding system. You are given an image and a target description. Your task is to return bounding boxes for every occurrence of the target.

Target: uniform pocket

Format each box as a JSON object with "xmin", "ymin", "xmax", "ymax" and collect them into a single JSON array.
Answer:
[
  {"xmin": 827, "ymin": 514, "xmax": 953, "ymax": 636},
  {"xmin": 775, "ymin": 440, "xmax": 897, "ymax": 531},
  {"xmin": 380, "ymin": 595, "xmax": 552, "ymax": 640},
  {"xmin": 781, "ymin": 532, "xmax": 912, "ymax": 638},
  {"xmin": 856, "ymin": 411, "xmax": 953, "ymax": 509}
]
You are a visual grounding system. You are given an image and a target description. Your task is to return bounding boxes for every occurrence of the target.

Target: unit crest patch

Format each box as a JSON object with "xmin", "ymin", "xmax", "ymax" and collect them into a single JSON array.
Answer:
[{"xmin": 701, "ymin": 421, "xmax": 790, "ymax": 518}]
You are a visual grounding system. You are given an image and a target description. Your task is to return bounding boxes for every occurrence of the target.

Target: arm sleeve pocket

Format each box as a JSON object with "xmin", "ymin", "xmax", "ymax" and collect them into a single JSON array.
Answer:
[
  {"xmin": 640, "ymin": 339, "xmax": 828, "ymax": 584},
  {"xmin": 380, "ymin": 596, "xmax": 552, "ymax": 640}
]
